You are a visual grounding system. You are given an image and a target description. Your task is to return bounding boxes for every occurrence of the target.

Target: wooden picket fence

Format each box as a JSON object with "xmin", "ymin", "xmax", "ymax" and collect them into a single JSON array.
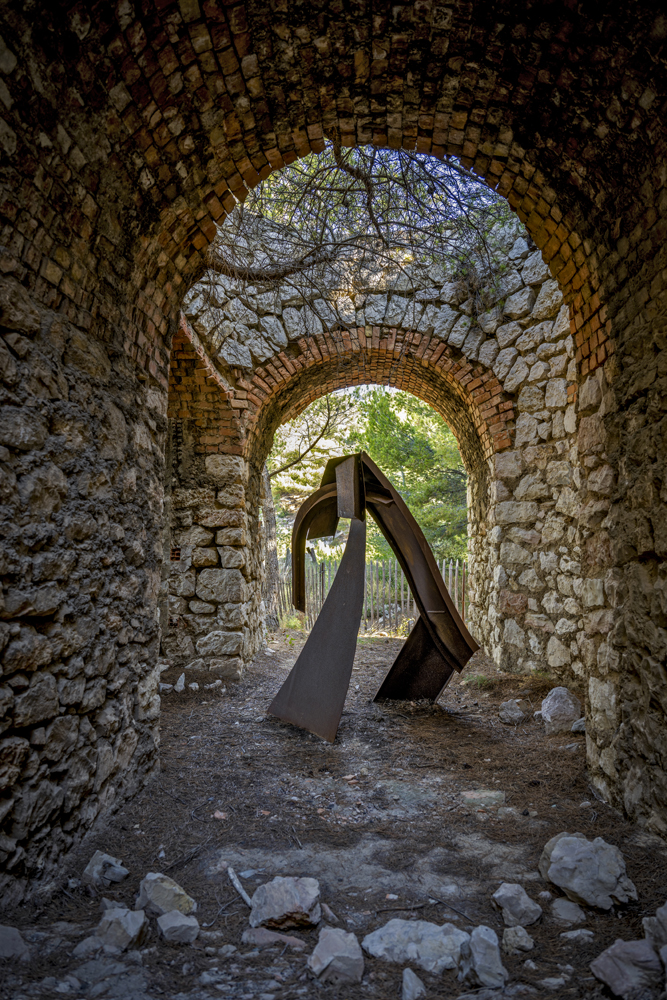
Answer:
[{"xmin": 276, "ymin": 557, "xmax": 467, "ymax": 634}]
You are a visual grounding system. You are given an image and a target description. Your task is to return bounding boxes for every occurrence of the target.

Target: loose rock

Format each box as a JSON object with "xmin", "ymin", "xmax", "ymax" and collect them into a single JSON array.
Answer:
[
  {"xmin": 307, "ymin": 926, "xmax": 364, "ymax": 984},
  {"xmin": 402, "ymin": 967, "xmax": 427, "ymax": 1000},
  {"xmin": 642, "ymin": 899, "xmax": 667, "ymax": 950},
  {"xmin": 502, "ymin": 926, "xmax": 535, "ymax": 954},
  {"xmin": 135, "ymin": 873, "xmax": 197, "ymax": 917},
  {"xmin": 540, "ymin": 687, "xmax": 582, "ymax": 734},
  {"xmin": 458, "ymin": 925, "xmax": 508, "ymax": 988},
  {"xmin": 83, "ymin": 851, "xmax": 129, "ymax": 887},
  {"xmin": 590, "ymin": 939, "xmax": 663, "ymax": 998},
  {"xmin": 249, "ymin": 876, "xmax": 321, "ymax": 929},
  {"xmin": 241, "ymin": 927, "xmax": 306, "ymax": 951},
  {"xmin": 174, "ymin": 673, "xmax": 185, "ymax": 693},
  {"xmin": 362, "ymin": 918, "xmax": 469, "ymax": 973},
  {"xmin": 492, "ymin": 883, "xmax": 542, "ymax": 927},
  {"xmin": 561, "ymin": 929, "xmax": 594, "ymax": 944},
  {"xmin": 96, "ymin": 907, "xmax": 148, "ymax": 952},
  {"xmin": 571, "ymin": 717, "xmax": 586, "ymax": 733},
  {"xmin": 157, "ymin": 910, "xmax": 200, "ymax": 944},
  {"xmin": 551, "ymin": 898, "xmax": 587, "ymax": 925},
  {"xmin": 540, "ymin": 833, "xmax": 637, "ymax": 909},
  {"xmin": 0, "ymin": 924, "xmax": 30, "ymax": 960},
  {"xmin": 460, "ymin": 789, "xmax": 505, "ymax": 809},
  {"xmin": 499, "ymin": 699, "xmax": 530, "ymax": 724}
]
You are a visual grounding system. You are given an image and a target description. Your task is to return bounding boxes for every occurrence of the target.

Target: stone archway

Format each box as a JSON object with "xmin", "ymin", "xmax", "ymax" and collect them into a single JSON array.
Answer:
[{"xmin": 1, "ymin": 0, "xmax": 666, "ymax": 902}]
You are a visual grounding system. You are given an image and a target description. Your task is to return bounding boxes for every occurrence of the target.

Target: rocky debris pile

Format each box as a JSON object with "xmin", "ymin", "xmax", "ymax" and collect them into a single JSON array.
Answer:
[
  {"xmin": 362, "ymin": 918, "xmax": 470, "ymax": 974},
  {"xmin": 539, "ymin": 832, "xmax": 637, "ymax": 909},
  {"xmin": 589, "ymin": 898, "xmax": 667, "ymax": 998},
  {"xmin": 73, "ymin": 906, "xmax": 148, "ymax": 958},
  {"xmin": 540, "ymin": 687, "xmax": 583, "ymax": 735},
  {"xmin": 498, "ymin": 699, "xmax": 531, "ymax": 724},
  {"xmin": 249, "ymin": 875, "xmax": 321, "ymax": 928},
  {"xmin": 307, "ymin": 926, "xmax": 364, "ymax": 984},
  {"xmin": 82, "ymin": 851, "xmax": 129, "ymax": 887}
]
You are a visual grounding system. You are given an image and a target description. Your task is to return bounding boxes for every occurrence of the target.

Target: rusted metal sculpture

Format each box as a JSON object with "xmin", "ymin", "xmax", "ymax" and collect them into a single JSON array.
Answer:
[{"xmin": 268, "ymin": 452, "xmax": 478, "ymax": 741}]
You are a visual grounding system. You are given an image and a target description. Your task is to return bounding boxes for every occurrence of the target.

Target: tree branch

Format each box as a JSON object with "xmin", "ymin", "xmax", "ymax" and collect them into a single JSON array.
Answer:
[{"xmin": 269, "ymin": 397, "xmax": 334, "ymax": 478}]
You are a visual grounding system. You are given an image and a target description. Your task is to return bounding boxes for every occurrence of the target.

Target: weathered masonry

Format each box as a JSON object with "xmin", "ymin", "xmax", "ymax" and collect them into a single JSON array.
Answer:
[{"xmin": 0, "ymin": 1, "xmax": 666, "ymax": 905}]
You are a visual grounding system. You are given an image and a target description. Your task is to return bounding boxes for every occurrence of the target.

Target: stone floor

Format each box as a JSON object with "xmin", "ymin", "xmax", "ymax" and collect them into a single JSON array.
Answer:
[{"xmin": 2, "ymin": 633, "xmax": 667, "ymax": 999}]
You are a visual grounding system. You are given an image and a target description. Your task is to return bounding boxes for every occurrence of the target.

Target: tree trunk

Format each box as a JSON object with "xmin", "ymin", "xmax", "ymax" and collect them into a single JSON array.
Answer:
[{"xmin": 262, "ymin": 463, "xmax": 280, "ymax": 631}]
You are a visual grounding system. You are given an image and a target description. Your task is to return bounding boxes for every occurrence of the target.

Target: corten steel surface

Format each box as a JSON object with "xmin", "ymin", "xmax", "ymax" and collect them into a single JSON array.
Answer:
[{"xmin": 268, "ymin": 452, "xmax": 478, "ymax": 741}]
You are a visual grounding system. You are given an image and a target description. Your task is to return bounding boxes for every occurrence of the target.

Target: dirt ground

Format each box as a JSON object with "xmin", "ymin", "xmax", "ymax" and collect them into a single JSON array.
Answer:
[{"xmin": 3, "ymin": 631, "xmax": 667, "ymax": 1000}]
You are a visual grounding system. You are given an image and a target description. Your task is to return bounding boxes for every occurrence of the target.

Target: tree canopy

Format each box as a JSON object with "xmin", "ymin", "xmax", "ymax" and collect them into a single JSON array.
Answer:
[{"xmin": 267, "ymin": 387, "xmax": 468, "ymax": 564}]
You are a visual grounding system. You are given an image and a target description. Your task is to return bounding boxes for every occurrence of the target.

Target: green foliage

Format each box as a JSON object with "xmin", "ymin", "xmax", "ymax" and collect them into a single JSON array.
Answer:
[{"xmin": 268, "ymin": 387, "xmax": 468, "ymax": 563}]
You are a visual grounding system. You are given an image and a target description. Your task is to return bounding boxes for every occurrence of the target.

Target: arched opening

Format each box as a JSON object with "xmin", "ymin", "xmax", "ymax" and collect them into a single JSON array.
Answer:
[{"xmin": 1, "ymin": 2, "xmax": 667, "ymax": 911}]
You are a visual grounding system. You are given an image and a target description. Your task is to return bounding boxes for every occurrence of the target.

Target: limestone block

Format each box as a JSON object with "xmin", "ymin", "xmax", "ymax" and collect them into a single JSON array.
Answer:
[
  {"xmin": 157, "ymin": 910, "xmax": 200, "ymax": 944},
  {"xmin": 260, "ymin": 314, "xmax": 288, "ymax": 347},
  {"xmin": 500, "ymin": 540, "xmax": 531, "ymax": 564},
  {"xmin": 581, "ymin": 578, "xmax": 604, "ymax": 607},
  {"xmin": 502, "ymin": 926, "xmax": 534, "ymax": 954},
  {"xmin": 499, "ymin": 700, "xmax": 530, "ymax": 724},
  {"xmin": 518, "ymin": 569, "xmax": 545, "ymax": 591},
  {"xmin": 462, "ymin": 327, "xmax": 485, "ymax": 359},
  {"xmin": 514, "ymin": 472, "xmax": 549, "ymax": 500},
  {"xmin": 364, "ymin": 294, "xmax": 388, "ymax": 324},
  {"xmin": 642, "ymin": 900, "xmax": 667, "ymax": 950},
  {"xmin": 532, "ymin": 279, "xmax": 562, "ymax": 320},
  {"xmin": 522, "ymin": 250, "xmax": 551, "ymax": 285},
  {"xmin": 3, "ymin": 629, "xmax": 52, "ymax": 672},
  {"xmin": 255, "ymin": 290, "xmax": 282, "ymax": 315},
  {"xmin": 542, "ymin": 834, "xmax": 637, "ymax": 909},
  {"xmin": 204, "ymin": 454, "xmax": 247, "ymax": 486},
  {"xmin": 493, "ymin": 346, "xmax": 518, "ymax": 381},
  {"xmin": 497, "ymin": 270, "xmax": 523, "ymax": 297},
  {"xmin": 545, "ymin": 378, "xmax": 568, "ymax": 408},
  {"xmin": 495, "ymin": 501, "xmax": 540, "ymax": 524},
  {"xmin": 504, "ymin": 286, "xmax": 536, "ymax": 319},
  {"xmin": 492, "ymin": 883, "xmax": 542, "ymax": 926},
  {"xmin": 83, "ymin": 851, "xmax": 129, "ymax": 886},
  {"xmin": 196, "ymin": 568, "xmax": 247, "ymax": 604},
  {"xmin": 402, "ymin": 302, "xmax": 424, "ymax": 328},
  {"xmin": 587, "ymin": 464, "xmax": 614, "ymax": 495},
  {"xmin": 509, "ymin": 237, "xmax": 529, "ymax": 260},
  {"xmin": 307, "ymin": 926, "xmax": 364, "ymax": 983},
  {"xmin": 13, "ymin": 674, "xmax": 58, "ymax": 727},
  {"xmin": 97, "ymin": 907, "xmax": 148, "ymax": 951},
  {"xmin": 0, "ymin": 737, "xmax": 30, "ymax": 791},
  {"xmin": 590, "ymin": 939, "xmax": 662, "ymax": 998},
  {"xmin": 516, "ymin": 385, "xmax": 545, "ymax": 412},
  {"xmin": 503, "ymin": 619, "xmax": 525, "ymax": 647},
  {"xmin": 362, "ymin": 918, "xmax": 469, "ymax": 974},
  {"xmin": 215, "ymin": 527, "xmax": 246, "ymax": 545},
  {"xmin": 416, "ymin": 303, "xmax": 439, "ymax": 332},
  {"xmin": 579, "ymin": 375, "xmax": 602, "ymax": 411},
  {"xmin": 546, "ymin": 461, "xmax": 572, "ymax": 487},
  {"xmin": 245, "ymin": 332, "xmax": 274, "ymax": 363},
  {"xmin": 478, "ymin": 305, "xmax": 501, "ymax": 334},
  {"xmin": 448, "ymin": 315, "xmax": 472, "ymax": 348},
  {"xmin": 136, "ymin": 873, "xmax": 197, "ymax": 916},
  {"xmin": 503, "ymin": 356, "xmax": 529, "ymax": 393},
  {"xmin": 478, "ymin": 339, "xmax": 499, "ymax": 367},
  {"xmin": 553, "ymin": 303, "xmax": 570, "ymax": 338},
  {"xmin": 384, "ymin": 295, "xmax": 408, "ymax": 327},
  {"xmin": 546, "ymin": 637, "xmax": 571, "ymax": 668},
  {"xmin": 402, "ymin": 967, "xmax": 426, "ymax": 1000},
  {"xmin": 494, "ymin": 450, "xmax": 522, "ymax": 478},
  {"xmin": 496, "ymin": 320, "xmax": 524, "ymax": 350},
  {"xmin": 528, "ymin": 360, "xmax": 549, "ymax": 382},
  {"xmin": 515, "ymin": 413, "xmax": 539, "ymax": 446},
  {"xmin": 225, "ymin": 300, "xmax": 258, "ymax": 325},
  {"xmin": 218, "ymin": 547, "xmax": 245, "ymax": 568},
  {"xmin": 0, "ymin": 405, "xmax": 48, "ymax": 451},
  {"xmin": 0, "ymin": 276, "xmax": 41, "ymax": 333},
  {"xmin": 191, "ymin": 547, "xmax": 218, "ymax": 568},
  {"xmin": 458, "ymin": 925, "xmax": 508, "ymax": 988},
  {"xmin": 209, "ymin": 657, "xmax": 243, "ymax": 679},
  {"xmin": 249, "ymin": 876, "xmax": 321, "ymax": 929},
  {"xmin": 589, "ymin": 677, "xmax": 617, "ymax": 731},
  {"xmin": 282, "ymin": 307, "xmax": 323, "ymax": 339},
  {"xmin": 219, "ymin": 340, "xmax": 252, "ymax": 368},
  {"xmin": 195, "ymin": 631, "xmax": 243, "ymax": 657}
]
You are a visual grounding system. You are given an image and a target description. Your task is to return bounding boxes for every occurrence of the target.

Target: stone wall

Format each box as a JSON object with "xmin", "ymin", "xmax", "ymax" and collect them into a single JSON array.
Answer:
[
  {"xmin": 176, "ymin": 231, "xmax": 584, "ymax": 679},
  {"xmin": 0, "ymin": 277, "xmax": 164, "ymax": 906}
]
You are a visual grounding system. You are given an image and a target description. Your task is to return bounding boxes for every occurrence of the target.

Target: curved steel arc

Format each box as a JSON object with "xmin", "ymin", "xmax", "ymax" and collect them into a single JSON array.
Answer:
[{"xmin": 269, "ymin": 452, "xmax": 478, "ymax": 742}]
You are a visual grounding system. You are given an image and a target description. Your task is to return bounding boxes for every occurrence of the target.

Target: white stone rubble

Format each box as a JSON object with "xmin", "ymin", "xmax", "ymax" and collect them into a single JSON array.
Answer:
[
  {"xmin": 0, "ymin": 924, "xmax": 30, "ymax": 960},
  {"xmin": 362, "ymin": 918, "xmax": 469, "ymax": 974},
  {"xmin": 498, "ymin": 699, "xmax": 530, "ymax": 724},
  {"xmin": 307, "ymin": 926, "xmax": 364, "ymax": 984},
  {"xmin": 502, "ymin": 926, "xmax": 535, "ymax": 954},
  {"xmin": 83, "ymin": 850, "xmax": 129, "ymax": 887},
  {"xmin": 96, "ymin": 906, "xmax": 148, "ymax": 951},
  {"xmin": 590, "ymin": 939, "xmax": 663, "ymax": 998},
  {"xmin": 492, "ymin": 883, "xmax": 542, "ymax": 926},
  {"xmin": 157, "ymin": 910, "xmax": 200, "ymax": 944},
  {"xmin": 540, "ymin": 833, "xmax": 637, "ymax": 909},
  {"xmin": 642, "ymin": 899, "xmax": 667, "ymax": 950},
  {"xmin": 551, "ymin": 897, "xmax": 587, "ymax": 925},
  {"xmin": 540, "ymin": 687, "xmax": 582, "ymax": 734},
  {"xmin": 249, "ymin": 875, "xmax": 321, "ymax": 929},
  {"xmin": 135, "ymin": 872, "xmax": 197, "ymax": 917},
  {"xmin": 458, "ymin": 925, "xmax": 508, "ymax": 988},
  {"xmin": 402, "ymin": 967, "xmax": 426, "ymax": 1000}
]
